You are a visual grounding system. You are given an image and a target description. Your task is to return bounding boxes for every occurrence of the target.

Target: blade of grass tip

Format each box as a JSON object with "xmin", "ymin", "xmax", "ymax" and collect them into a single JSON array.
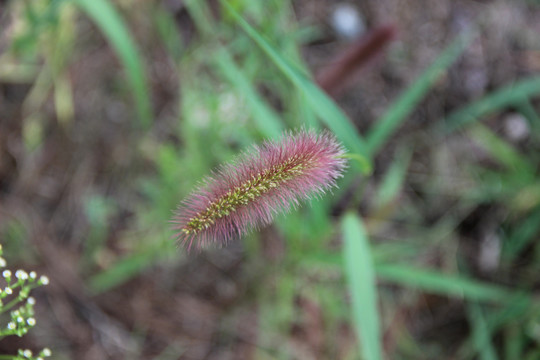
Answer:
[
  {"xmin": 221, "ymin": 0, "xmax": 371, "ymax": 173},
  {"xmin": 467, "ymin": 303, "xmax": 498, "ymax": 360},
  {"xmin": 366, "ymin": 30, "xmax": 474, "ymax": 155},
  {"xmin": 74, "ymin": 0, "xmax": 152, "ymax": 127},
  {"xmin": 444, "ymin": 75, "xmax": 540, "ymax": 133},
  {"xmin": 375, "ymin": 264, "xmax": 523, "ymax": 303},
  {"xmin": 342, "ymin": 212, "xmax": 382, "ymax": 360}
]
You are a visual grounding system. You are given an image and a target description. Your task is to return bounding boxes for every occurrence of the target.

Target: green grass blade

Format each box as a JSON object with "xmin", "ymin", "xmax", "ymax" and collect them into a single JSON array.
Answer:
[
  {"xmin": 484, "ymin": 294, "xmax": 531, "ymax": 331},
  {"xmin": 183, "ymin": 0, "xmax": 213, "ymax": 35},
  {"xmin": 373, "ymin": 147, "xmax": 412, "ymax": 206},
  {"xmin": 214, "ymin": 48, "xmax": 284, "ymax": 138},
  {"xmin": 88, "ymin": 238, "xmax": 173, "ymax": 294},
  {"xmin": 515, "ymin": 99, "xmax": 540, "ymax": 134},
  {"xmin": 504, "ymin": 324, "xmax": 524, "ymax": 360},
  {"xmin": 468, "ymin": 124, "xmax": 532, "ymax": 171},
  {"xmin": 366, "ymin": 31, "xmax": 473, "ymax": 155},
  {"xmin": 342, "ymin": 212, "xmax": 382, "ymax": 360},
  {"xmin": 153, "ymin": 6, "xmax": 184, "ymax": 58},
  {"xmin": 444, "ymin": 75, "xmax": 540, "ymax": 133},
  {"xmin": 222, "ymin": 1, "xmax": 371, "ymax": 171},
  {"xmin": 459, "ymin": 293, "xmax": 530, "ymax": 359},
  {"xmin": 503, "ymin": 206, "xmax": 540, "ymax": 261},
  {"xmin": 74, "ymin": 0, "xmax": 152, "ymax": 127},
  {"xmin": 467, "ymin": 303, "xmax": 498, "ymax": 360},
  {"xmin": 183, "ymin": 0, "xmax": 284, "ymax": 138},
  {"xmin": 375, "ymin": 264, "xmax": 522, "ymax": 303},
  {"xmin": 89, "ymin": 251, "xmax": 155, "ymax": 294}
]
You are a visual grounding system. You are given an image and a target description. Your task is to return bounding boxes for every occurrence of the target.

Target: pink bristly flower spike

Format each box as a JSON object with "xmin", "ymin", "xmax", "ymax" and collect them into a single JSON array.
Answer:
[{"xmin": 172, "ymin": 129, "xmax": 347, "ymax": 251}]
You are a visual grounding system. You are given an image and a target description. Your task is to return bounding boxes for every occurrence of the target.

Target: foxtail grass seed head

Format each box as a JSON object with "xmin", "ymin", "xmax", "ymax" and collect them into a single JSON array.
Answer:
[{"xmin": 172, "ymin": 129, "xmax": 347, "ymax": 251}]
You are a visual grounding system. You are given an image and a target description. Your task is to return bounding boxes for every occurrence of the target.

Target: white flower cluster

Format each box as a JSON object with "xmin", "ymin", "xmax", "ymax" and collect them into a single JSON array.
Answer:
[
  {"xmin": 4, "ymin": 292, "xmax": 37, "ymax": 336},
  {"xmin": 0, "ymin": 244, "xmax": 52, "ymax": 359}
]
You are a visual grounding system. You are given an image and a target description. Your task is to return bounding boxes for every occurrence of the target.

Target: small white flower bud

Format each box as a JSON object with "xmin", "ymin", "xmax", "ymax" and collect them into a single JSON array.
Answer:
[
  {"xmin": 0, "ymin": 257, "xmax": 6, "ymax": 267},
  {"xmin": 30, "ymin": 271, "xmax": 37, "ymax": 279},
  {"xmin": 39, "ymin": 275, "xmax": 49, "ymax": 285},
  {"xmin": 23, "ymin": 349, "xmax": 32, "ymax": 358},
  {"xmin": 4, "ymin": 287, "xmax": 12, "ymax": 295},
  {"xmin": 42, "ymin": 348, "xmax": 52, "ymax": 356},
  {"xmin": 7, "ymin": 322, "xmax": 16, "ymax": 330},
  {"xmin": 15, "ymin": 270, "xmax": 28, "ymax": 280},
  {"xmin": 27, "ymin": 317, "xmax": 36, "ymax": 326},
  {"xmin": 3, "ymin": 270, "xmax": 11, "ymax": 278},
  {"xmin": 27, "ymin": 297, "xmax": 36, "ymax": 305},
  {"xmin": 17, "ymin": 316, "xmax": 24, "ymax": 323}
]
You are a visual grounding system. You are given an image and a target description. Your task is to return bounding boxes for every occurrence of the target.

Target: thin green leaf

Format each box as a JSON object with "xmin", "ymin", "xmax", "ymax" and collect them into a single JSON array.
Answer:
[
  {"xmin": 366, "ymin": 31, "xmax": 473, "ymax": 155},
  {"xmin": 183, "ymin": 0, "xmax": 213, "ymax": 35},
  {"xmin": 222, "ymin": 0, "xmax": 371, "ymax": 172},
  {"xmin": 89, "ymin": 251, "xmax": 156, "ymax": 294},
  {"xmin": 342, "ymin": 212, "xmax": 382, "ymax": 360},
  {"xmin": 504, "ymin": 324, "xmax": 524, "ymax": 360},
  {"xmin": 458, "ymin": 294, "xmax": 531, "ymax": 359},
  {"xmin": 373, "ymin": 147, "xmax": 412, "ymax": 206},
  {"xmin": 515, "ymin": 99, "xmax": 540, "ymax": 134},
  {"xmin": 213, "ymin": 48, "xmax": 284, "ymax": 138},
  {"xmin": 444, "ymin": 75, "xmax": 540, "ymax": 133},
  {"xmin": 153, "ymin": 6, "xmax": 183, "ymax": 58},
  {"xmin": 468, "ymin": 124, "xmax": 532, "ymax": 171},
  {"xmin": 74, "ymin": 0, "xmax": 152, "ymax": 127},
  {"xmin": 376, "ymin": 264, "xmax": 523, "ymax": 303},
  {"xmin": 467, "ymin": 303, "xmax": 498, "ymax": 360},
  {"xmin": 503, "ymin": 206, "xmax": 540, "ymax": 261},
  {"xmin": 89, "ymin": 235, "xmax": 174, "ymax": 294}
]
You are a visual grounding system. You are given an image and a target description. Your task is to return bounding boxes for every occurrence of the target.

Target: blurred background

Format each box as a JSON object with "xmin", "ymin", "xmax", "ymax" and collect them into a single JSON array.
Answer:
[{"xmin": 1, "ymin": 0, "xmax": 540, "ymax": 359}]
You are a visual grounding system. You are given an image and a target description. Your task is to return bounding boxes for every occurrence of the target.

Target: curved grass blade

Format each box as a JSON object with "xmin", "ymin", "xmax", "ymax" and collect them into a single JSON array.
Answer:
[
  {"xmin": 221, "ymin": 0, "xmax": 371, "ymax": 172},
  {"xmin": 444, "ymin": 75, "xmax": 540, "ymax": 133},
  {"xmin": 342, "ymin": 212, "xmax": 382, "ymax": 360},
  {"xmin": 366, "ymin": 31, "xmax": 473, "ymax": 155},
  {"xmin": 74, "ymin": 0, "xmax": 152, "ymax": 127},
  {"xmin": 375, "ymin": 264, "xmax": 527, "ymax": 303}
]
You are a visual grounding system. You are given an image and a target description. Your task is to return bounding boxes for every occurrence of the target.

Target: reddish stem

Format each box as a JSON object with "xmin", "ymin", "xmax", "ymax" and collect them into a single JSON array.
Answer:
[{"xmin": 316, "ymin": 25, "xmax": 397, "ymax": 97}]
